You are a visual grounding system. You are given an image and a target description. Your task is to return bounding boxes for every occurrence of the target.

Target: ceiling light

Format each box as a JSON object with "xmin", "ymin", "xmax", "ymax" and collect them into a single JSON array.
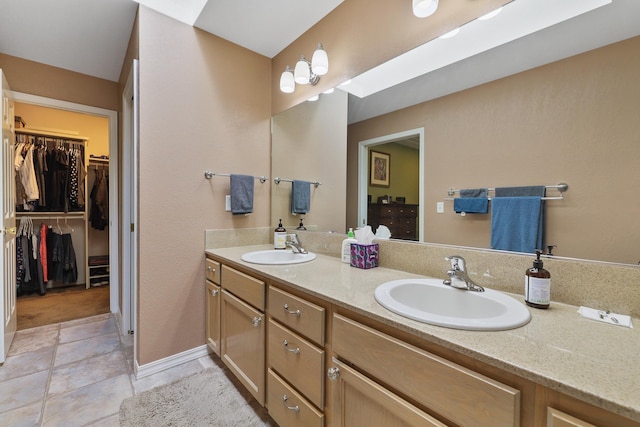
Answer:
[
  {"xmin": 439, "ymin": 28, "xmax": 460, "ymax": 39},
  {"xmin": 279, "ymin": 66, "xmax": 295, "ymax": 93},
  {"xmin": 478, "ymin": 7, "xmax": 503, "ymax": 20},
  {"xmin": 280, "ymin": 43, "xmax": 329, "ymax": 93},
  {"xmin": 413, "ymin": 0, "xmax": 438, "ymax": 18},
  {"xmin": 311, "ymin": 43, "xmax": 329, "ymax": 75}
]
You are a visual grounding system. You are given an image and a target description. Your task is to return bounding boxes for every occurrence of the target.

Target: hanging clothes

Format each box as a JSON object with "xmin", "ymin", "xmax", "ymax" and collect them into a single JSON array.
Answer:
[
  {"xmin": 14, "ymin": 140, "xmax": 40, "ymax": 210},
  {"xmin": 90, "ymin": 169, "xmax": 109, "ymax": 230}
]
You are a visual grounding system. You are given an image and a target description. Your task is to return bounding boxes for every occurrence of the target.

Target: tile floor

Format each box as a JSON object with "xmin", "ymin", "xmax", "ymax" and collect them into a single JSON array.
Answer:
[{"xmin": 0, "ymin": 313, "xmax": 217, "ymax": 426}]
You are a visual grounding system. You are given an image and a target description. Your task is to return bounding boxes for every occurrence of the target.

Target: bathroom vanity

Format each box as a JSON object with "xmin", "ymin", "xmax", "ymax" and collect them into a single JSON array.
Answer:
[{"xmin": 205, "ymin": 244, "xmax": 640, "ymax": 427}]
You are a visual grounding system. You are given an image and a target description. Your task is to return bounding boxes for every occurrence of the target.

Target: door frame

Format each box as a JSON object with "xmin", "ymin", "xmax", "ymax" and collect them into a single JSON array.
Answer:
[
  {"xmin": 357, "ymin": 128, "xmax": 425, "ymax": 242},
  {"xmin": 12, "ymin": 92, "xmax": 120, "ymax": 314}
]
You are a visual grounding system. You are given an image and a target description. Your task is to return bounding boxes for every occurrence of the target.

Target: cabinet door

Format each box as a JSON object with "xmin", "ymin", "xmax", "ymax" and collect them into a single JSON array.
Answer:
[
  {"xmin": 547, "ymin": 408, "xmax": 598, "ymax": 427},
  {"xmin": 328, "ymin": 358, "xmax": 447, "ymax": 427},
  {"xmin": 205, "ymin": 280, "xmax": 221, "ymax": 356},
  {"xmin": 221, "ymin": 289, "xmax": 265, "ymax": 405}
]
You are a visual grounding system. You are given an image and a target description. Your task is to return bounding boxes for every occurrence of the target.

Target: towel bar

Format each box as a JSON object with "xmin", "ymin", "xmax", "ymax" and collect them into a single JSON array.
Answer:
[
  {"xmin": 446, "ymin": 183, "xmax": 568, "ymax": 200},
  {"xmin": 204, "ymin": 171, "xmax": 268, "ymax": 183},
  {"xmin": 274, "ymin": 177, "xmax": 322, "ymax": 188}
]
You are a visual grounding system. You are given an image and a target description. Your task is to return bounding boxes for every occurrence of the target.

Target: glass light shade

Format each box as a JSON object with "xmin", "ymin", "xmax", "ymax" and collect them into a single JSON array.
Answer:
[
  {"xmin": 439, "ymin": 27, "xmax": 460, "ymax": 39},
  {"xmin": 294, "ymin": 56, "xmax": 310, "ymax": 84},
  {"xmin": 413, "ymin": 0, "xmax": 438, "ymax": 18},
  {"xmin": 279, "ymin": 67, "xmax": 295, "ymax": 93},
  {"xmin": 478, "ymin": 7, "xmax": 502, "ymax": 20},
  {"xmin": 311, "ymin": 43, "xmax": 328, "ymax": 76},
  {"xmin": 307, "ymin": 95, "xmax": 319, "ymax": 102}
]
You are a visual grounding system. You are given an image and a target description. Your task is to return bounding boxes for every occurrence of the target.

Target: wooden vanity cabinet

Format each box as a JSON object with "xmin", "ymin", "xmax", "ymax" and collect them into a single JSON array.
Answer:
[
  {"xmin": 220, "ymin": 265, "xmax": 266, "ymax": 406},
  {"xmin": 266, "ymin": 285, "xmax": 327, "ymax": 427},
  {"xmin": 205, "ymin": 258, "xmax": 221, "ymax": 356},
  {"xmin": 330, "ymin": 313, "xmax": 522, "ymax": 427}
]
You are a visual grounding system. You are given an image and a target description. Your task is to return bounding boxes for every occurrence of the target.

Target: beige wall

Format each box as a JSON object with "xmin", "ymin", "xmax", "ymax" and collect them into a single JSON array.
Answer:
[
  {"xmin": 271, "ymin": 0, "xmax": 510, "ymax": 114},
  {"xmin": 136, "ymin": 6, "xmax": 271, "ymax": 364},
  {"xmin": 348, "ymin": 36, "xmax": 640, "ymax": 264},
  {"xmin": 271, "ymin": 89, "xmax": 347, "ymax": 233},
  {"xmin": 0, "ymin": 53, "xmax": 119, "ymax": 112}
]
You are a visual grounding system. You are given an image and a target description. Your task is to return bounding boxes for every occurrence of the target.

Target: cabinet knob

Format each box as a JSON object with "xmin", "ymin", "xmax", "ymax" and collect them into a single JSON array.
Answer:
[
  {"xmin": 282, "ymin": 394, "xmax": 300, "ymax": 413},
  {"xmin": 251, "ymin": 317, "xmax": 262, "ymax": 327},
  {"xmin": 327, "ymin": 366, "xmax": 340, "ymax": 381},
  {"xmin": 283, "ymin": 303, "xmax": 301, "ymax": 317},
  {"xmin": 210, "ymin": 289, "xmax": 219, "ymax": 297},
  {"xmin": 207, "ymin": 266, "xmax": 216, "ymax": 273},
  {"xmin": 283, "ymin": 339, "xmax": 301, "ymax": 355}
]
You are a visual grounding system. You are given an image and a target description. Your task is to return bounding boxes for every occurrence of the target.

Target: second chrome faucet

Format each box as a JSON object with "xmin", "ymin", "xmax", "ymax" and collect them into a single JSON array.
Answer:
[{"xmin": 443, "ymin": 256, "xmax": 485, "ymax": 292}]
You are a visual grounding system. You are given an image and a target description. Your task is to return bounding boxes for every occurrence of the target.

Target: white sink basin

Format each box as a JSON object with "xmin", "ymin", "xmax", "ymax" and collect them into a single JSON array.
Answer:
[
  {"xmin": 374, "ymin": 278, "xmax": 531, "ymax": 331},
  {"xmin": 241, "ymin": 250, "xmax": 316, "ymax": 265}
]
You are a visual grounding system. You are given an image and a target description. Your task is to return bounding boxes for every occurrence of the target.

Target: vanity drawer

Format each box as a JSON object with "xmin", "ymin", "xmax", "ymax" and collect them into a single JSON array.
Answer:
[
  {"xmin": 205, "ymin": 258, "xmax": 220, "ymax": 284},
  {"xmin": 268, "ymin": 285, "xmax": 325, "ymax": 345},
  {"xmin": 268, "ymin": 318, "xmax": 325, "ymax": 409},
  {"xmin": 267, "ymin": 369, "xmax": 324, "ymax": 427},
  {"xmin": 221, "ymin": 265, "xmax": 265, "ymax": 311},
  {"xmin": 332, "ymin": 313, "xmax": 520, "ymax": 427}
]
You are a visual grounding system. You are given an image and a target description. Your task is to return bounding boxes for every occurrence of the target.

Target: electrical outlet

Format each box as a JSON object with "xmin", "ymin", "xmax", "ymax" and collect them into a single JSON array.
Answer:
[
  {"xmin": 436, "ymin": 201, "xmax": 444, "ymax": 213},
  {"xmin": 225, "ymin": 195, "xmax": 231, "ymax": 211}
]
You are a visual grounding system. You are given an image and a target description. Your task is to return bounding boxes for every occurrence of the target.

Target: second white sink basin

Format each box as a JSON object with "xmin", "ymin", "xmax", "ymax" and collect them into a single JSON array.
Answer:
[
  {"xmin": 374, "ymin": 278, "xmax": 531, "ymax": 331},
  {"xmin": 241, "ymin": 250, "xmax": 316, "ymax": 265}
]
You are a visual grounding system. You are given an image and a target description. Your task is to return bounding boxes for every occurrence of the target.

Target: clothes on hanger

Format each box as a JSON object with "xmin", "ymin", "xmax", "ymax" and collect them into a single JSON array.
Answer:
[{"xmin": 90, "ymin": 169, "xmax": 109, "ymax": 230}]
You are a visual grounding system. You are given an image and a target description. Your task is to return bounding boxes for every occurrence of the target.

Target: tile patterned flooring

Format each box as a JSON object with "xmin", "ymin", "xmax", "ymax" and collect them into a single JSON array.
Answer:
[{"xmin": 0, "ymin": 313, "xmax": 216, "ymax": 426}]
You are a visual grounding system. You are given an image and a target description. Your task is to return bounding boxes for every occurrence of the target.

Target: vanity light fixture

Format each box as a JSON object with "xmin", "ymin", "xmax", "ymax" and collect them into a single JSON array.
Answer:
[
  {"xmin": 279, "ymin": 43, "xmax": 329, "ymax": 93},
  {"xmin": 413, "ymin": 0, "xmax": 438, "ymax": 18}
]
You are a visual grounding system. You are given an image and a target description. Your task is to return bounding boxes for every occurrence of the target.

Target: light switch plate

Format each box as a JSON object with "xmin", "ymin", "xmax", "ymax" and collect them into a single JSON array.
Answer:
[
  {"xmin": 436, "ymin": 201, "xmax": 444, "ymax": 213},
  {"xmin": 225, "ymin": 195, "xmax": 231, "ymax": 211}
]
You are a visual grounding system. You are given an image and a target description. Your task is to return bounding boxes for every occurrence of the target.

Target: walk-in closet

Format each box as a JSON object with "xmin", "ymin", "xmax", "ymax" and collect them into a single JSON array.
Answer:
[{"xmin": 13, "ymin": 102, "xmax": 111, "ymax": 329}]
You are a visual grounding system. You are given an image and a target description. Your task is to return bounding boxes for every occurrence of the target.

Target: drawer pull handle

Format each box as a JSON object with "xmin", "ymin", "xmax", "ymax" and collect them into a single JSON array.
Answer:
[
  {"xmin": 207, "ymin": 266, "xmax": 216, "ymax": 273},
  {"xmin": 283, "ymin": 339, "xmax": 301, "ymax": 355},
  {"xmin": 210, "ymin": 289, "xmax": 219, "ymax": 297},
  {"xmin": 252, "ymin": 317, "xmax": 262, "ymax": 327},
  {"xmin": 327, "ymin": 366, "xmax": 340, "ymax": 381},
  {"xmin": 283, "ymin": 303, "xmax": 301, "ymax": 317},
  {"xmin": 282, "ymin": 394, "xmax": 300, "ymax": 413}
]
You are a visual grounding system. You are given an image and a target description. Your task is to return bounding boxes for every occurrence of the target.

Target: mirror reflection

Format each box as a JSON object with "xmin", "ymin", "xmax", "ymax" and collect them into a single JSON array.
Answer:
[{"xmin": 272, "ymin": 1, "xmax": 640, "ymax": 265}]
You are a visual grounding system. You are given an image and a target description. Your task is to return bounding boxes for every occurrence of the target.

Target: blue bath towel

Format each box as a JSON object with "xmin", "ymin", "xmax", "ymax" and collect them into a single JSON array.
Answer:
[
  {"xmin": 491, "ymin": 196, "xmax": 544, "ymax": 254},
  {"xmin": 459, "ymin": 188, "xmax": 488, "ymax": 198},
  {"xmin": 291, "ymin": 180, "xmax": 311, "ymax": 214},
  {"xmin": 230, "ymin": 174, "xmax": 254, "ymax": 215},
  {"xmin": 494, "ymin": 186, "xmax": 545, "ymax": 197},
  {"xmin": 453, "ymin": 197, "xmax": 489, "ymax": 214}
]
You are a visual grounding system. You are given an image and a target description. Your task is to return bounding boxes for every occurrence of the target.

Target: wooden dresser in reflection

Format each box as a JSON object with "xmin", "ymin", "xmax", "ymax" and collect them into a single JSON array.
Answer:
[{"xmin": 367, "ymin": 203, "xmax": 419, "ymax": 241}]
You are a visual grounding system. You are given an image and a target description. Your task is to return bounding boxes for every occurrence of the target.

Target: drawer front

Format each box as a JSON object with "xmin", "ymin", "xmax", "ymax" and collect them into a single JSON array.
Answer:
[
  {"xmin": 268, "ymin": 285, "xmax": 325, "ymax": 345},
  {"xmin": 547, "ymin": 408, "xmax": 597, "ymax": 427},
  {"xmin": 333, "ymin": 314, "xmax": 520, "ymax": 427},
  {"xmin": 267, "ymin": 369, "xmax": 324, "ymax": 427},
  {"xmin": 268, "ymin": 318, "xmax": 325, "ymax": 409},
  {"xmin": 222, "ymin": 265, "xmax": 265, "ymax": 311},
  {"xmin": 205, "ymin": 258, "xmax": 220, "ymax": 284}
]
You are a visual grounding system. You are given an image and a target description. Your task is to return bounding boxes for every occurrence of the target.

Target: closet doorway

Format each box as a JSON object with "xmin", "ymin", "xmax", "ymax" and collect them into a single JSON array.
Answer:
[{"xmin": 12, "ymin": 92, "xmax": 119, "ymax": 329}]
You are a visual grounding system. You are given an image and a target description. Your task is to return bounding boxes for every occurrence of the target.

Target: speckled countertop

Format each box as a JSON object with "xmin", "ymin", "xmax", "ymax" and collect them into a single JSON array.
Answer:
[{"xmin": 206, "ymin": 244, "xmax": 640, "ymax": 422}]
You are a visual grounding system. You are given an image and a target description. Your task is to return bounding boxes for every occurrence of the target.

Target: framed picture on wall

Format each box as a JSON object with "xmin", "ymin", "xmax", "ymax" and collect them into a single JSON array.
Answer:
[{"xmin": 370, "ymin": 150, "xmax": 390, "ymax": 187}]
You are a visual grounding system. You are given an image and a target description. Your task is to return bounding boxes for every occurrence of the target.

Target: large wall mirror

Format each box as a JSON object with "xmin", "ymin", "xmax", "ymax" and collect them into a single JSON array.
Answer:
[{"xmin": 272, "ymin": 0, "xmax": 640, "ymax": 265}]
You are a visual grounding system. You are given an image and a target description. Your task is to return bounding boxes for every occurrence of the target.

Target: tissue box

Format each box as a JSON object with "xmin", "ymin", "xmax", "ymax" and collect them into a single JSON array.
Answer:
[{"xmin": 350, "ymin": 243, "xmax": 379, "ymax": 269}]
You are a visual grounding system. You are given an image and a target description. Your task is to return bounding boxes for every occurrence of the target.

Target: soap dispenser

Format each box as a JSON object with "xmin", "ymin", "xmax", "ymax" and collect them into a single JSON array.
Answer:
[
  {"xmin": 525, "ymin": 250, "xmax": 551, "ymax": 309},
  {"xmin": 341, "ymin": 228, "xmax": 357, "ymax": 263},
  {"xmin": 274, "ymin": 219, "xmax": 287, "ymax": 250}
]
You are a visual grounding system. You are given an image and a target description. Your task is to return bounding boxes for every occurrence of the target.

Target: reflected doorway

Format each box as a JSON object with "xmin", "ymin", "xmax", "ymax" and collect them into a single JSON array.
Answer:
[{"xmin": 358, "ymin": 128, "xmax": 424, "ymax": 241}]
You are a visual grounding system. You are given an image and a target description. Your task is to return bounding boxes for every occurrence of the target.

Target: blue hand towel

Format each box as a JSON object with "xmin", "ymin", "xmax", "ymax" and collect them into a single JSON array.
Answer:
[
  {"xmin": 459, "ymin": 188, "xmax": 488, "ymax": 198},
  {"xmin": 491, "ymin": 196, "xmax": 544, "ymax": 254},
  {"xmin": 291, "ymin": 180, "xmax": 311, "ymax": 214},
  {"xmin": 453, "ymin": 197, "xmax": 489, "ymax": 214},
  {"xmin": 230, "ymin": 174, "xmax": 254, "ymax": 215},
  {"xmin": 494, "ymin": 186, "xmax": 545, "ymax": 197}
]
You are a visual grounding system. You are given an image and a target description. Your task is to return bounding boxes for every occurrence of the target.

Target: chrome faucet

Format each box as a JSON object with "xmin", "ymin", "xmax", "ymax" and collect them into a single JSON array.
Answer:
[
  {"xmin": 443, "ymin": 256, "xmax": 484, "ymax": 292},
  {"xmin": 285, "ymin": 234, "xmax": 308, "ymax": 254}
]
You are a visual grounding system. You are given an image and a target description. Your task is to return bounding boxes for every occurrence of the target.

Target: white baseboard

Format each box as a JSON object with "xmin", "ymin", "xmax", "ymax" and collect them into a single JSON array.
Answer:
[{"xmin": 134, "ymin": 345, "xmax": 212, "ymax": 379}]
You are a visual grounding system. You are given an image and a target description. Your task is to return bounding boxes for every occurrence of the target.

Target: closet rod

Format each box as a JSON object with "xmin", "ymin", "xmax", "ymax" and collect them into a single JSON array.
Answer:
[
  {"xmin": 15, "ymin": 213, "xmax": 85, "ymax": 220},
  {"xmin": 274, "ymin": 177, "xmax": 322, "ymax": 188},
  {"xmin": 204, "ymin": 171, "xmax": 268, "ymax": 183}
]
